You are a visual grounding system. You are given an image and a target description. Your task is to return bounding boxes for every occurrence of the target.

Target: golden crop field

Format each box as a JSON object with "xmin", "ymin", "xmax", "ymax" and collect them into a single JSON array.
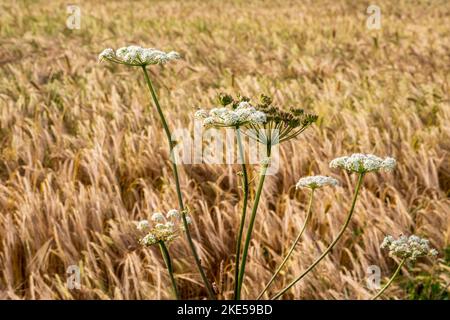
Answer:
[{"xmin": 0, "ymin": 0, "xmax": 449, "ymax": 300}]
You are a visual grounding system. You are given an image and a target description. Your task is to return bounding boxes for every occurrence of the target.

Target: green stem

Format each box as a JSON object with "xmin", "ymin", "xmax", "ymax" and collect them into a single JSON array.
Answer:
[
  {"xmin": 271, "ymin": 172, "xmax": 365, "ymax": 300},
  {"xmin": 236, "ymin": 147, "xmax": 271, "ymax": 299},
  {"xmin": 159, "ymin": 241, "xmax": 180, "ymax": 299},
  {"xmin": 257, "ymin": 188, "xmax": 315, "ymax": 300},
  {"xmin": 371, "ymin": 258, "xmax": 406, "ymax": 300},
  {"xmin": 141, "ymin": 67, "xmax": 215, "ymax": 300},
  {"xmin": 233, "ymin": 127, "xmax": 249, "ymax": 300}
]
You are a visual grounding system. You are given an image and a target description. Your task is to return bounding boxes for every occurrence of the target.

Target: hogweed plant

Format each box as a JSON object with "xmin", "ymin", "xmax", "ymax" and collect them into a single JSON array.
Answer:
[
  {"xmin": 98, "ymin": 47, "xmax": 439, "ymax": 300},
  {"xmin": 371, "ymin": 235, "xmax": 438, "ymax": 300},
  {"xmin": 237, "ymin": 95, "xmax": 318, "ymax": 300},
  {"xmin": 257, "ymin": 175, "xmax": 339, "ymax": 299},
  {"xmin": 271, "ymin": 154, "xmax": 396, "ymax": 299},
  {"xmin": 99, "ymin": 46, "xmax": 215, "ymax": 299},
  {"xmin": 136, "ymin": 209, "xmax": 192, "ymax": 299},
  {"xmin": 195, "ymin": 93, "xmax": 267, "ymax": 299},
  {"xmin": 196, "ymin": 93, "xmax": 318, "ymax": 299}
]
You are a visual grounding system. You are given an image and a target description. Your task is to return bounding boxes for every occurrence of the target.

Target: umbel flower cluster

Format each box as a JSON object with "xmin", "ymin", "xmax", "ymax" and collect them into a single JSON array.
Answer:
[
  {"xmin": 98, "ymin": 45, "xmax": 439, "ymax": 300},
  {"xmin": 330, "ymin": 153, "xmax": 396, "ymax": 173},
  {"xmin": 245, "ymin": 94, "xmax": 318, "ymax": 145},
  {"xmin": 197, "ymin": 93, "xmax": 318, "ymax": 147},
  {"xmin": 195, "ymin": 100, "xmax": 266, "ymax": 128},
  {"xmin": 381, "ymin": 235, "xmax": 438, "ymax": 261},
  {"xmin": 99, "ymin": 46, "xmax": 180, "ymax": 66},
  {"xmin": 136, "ymin": 209, "xmax": 191, "ymax": 246},
  {"xmin": 296, "ymin": 175, "xmax": 339, "ymax": 190}
]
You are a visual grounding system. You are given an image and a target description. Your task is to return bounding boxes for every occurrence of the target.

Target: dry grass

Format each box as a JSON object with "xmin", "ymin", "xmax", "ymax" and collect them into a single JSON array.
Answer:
[{"xmin": 0, "ymin": 0, "xmax": 449, "ymax": 300}]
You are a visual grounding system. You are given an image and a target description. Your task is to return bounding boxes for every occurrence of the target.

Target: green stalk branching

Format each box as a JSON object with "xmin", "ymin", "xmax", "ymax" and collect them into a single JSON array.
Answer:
[
  {"xmin": 271, "ymin": 173, "xmax": 365, "ymax": 300},
  {"xmin": 257, "ymin": 188, "xmax": 315, "ymax": 300},
  {"xmin": 142, "ymin": 66, "xmax": 215, "ymax": 300}
]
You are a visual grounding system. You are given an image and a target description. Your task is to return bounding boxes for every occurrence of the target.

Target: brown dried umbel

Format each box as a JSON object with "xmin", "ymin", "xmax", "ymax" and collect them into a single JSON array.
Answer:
[{"xmin": 215, "ymin": 93, "xmax": 318, "ymax": 148}]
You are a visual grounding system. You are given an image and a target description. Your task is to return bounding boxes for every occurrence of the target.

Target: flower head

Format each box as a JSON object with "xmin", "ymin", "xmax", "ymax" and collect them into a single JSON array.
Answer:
[
  {"xmin": 136, "ymin": 219, "xmax": 150, "ymax": 231},
  {"xmin": 166, "ymin": 209, "xmax": 180, "ymax": 219},
  {"xmin": 329, "ymin": 154, "xmax": 396, "ymax": 174},
  {"xmin": 244, "ymin": 94, "xmax": 318, "ymax": 145},
  {"xmin": 99, "ymin": 46, "xmax": 180, "ymax": 67},
  {"xmin": 151, "ymin": 212, "xmax": 165, "ymax": 222},
  {"xmin": 296, "ymin": 175, "xmax": 339, "ymax": 190},
  {"xmin": 137, "ymin": 209, "xmax": 193, "ymax": 246},
  {"xmin": 381, "ymin": 235, "xmax": 438, "ymax": 261},
  {"xmin": 195, "ymin": 100, "xmax": 266, "ymax": 129}
]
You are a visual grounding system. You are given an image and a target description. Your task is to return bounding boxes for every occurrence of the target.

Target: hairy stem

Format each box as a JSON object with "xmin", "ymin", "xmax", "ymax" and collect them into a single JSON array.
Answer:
[
  {"xmin": 271, "ymin": 172, "xmax": 365, "ymax": 300},
  {"xmin": 159, "ymin": 241, "xmax": 180, "ymax": 299},
  {"xmin": 257, "ymin": 188, "xmax": 315, "ymax": 300},
  {"xmin": 371, "ymin": 258, "xmax": 406, "ymax": 300},
  {"xmin": 236, "ymin": 147, "xmax": 271, "ymax": 299},
  {"xmin": 233, "ymin": 127, "xmax": 249, "ymax": 300},
  {"xmin": 141, "ymin": 67, "xmax": 215, "ymax": 299}
]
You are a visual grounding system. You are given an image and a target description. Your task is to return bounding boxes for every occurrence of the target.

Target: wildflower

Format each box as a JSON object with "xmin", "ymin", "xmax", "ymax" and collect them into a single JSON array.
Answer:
[
  {"xmin": 136, "ymin": 220, "xmax": 150, "ymax": 231},
  {"xmin": 151, "ymin": 212, "xmax": 165, "ymax": 222},
  {"xmin": 167, "ymin": 209, "xmax": 180, "ymax": 219},
  {"xmin": 296, "ymin": 175, "xmax": 339, "ymax": 190},
  {"xmin": 136, "ymin": 209, "xmax": 191, "ymax": 247},
  {"xmin": 329, "ymin": 153, "xmax": 396, "ymax": 174},
  {"xmin": 139, "ymin": 223, "xmax": 178, "ymax": 246},
  {"xmin": 165, "ymin": 221, "xmax": 175, "ymax": 229},
  {"xmin": 98, "ymin": 46, "xmax": 180, "ymax": 67},
  {"xmin": 381, "ymin": 235, "xmax": 438, "ymax": 261},
  {"xmin": 245, "ymin": 94, "xmax": 318, "ymax": 145},
  {"xmin": 141, "ymin": 233, "xmax": 157, "ymax": 246},
  {"xmin": 195, "ymin": 101, "xmax": 266, "ymax": 129}
]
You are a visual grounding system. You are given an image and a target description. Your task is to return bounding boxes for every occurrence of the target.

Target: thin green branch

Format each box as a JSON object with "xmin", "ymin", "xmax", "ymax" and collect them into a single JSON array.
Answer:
[
  {"xmin": 371, "ymin": 258, "xmax": 406, "ymax": 300},
  {"xmin": 271, "ymin": 172, "xmax": 365, "ymax": 300},
  {"xmin": 257, "ymin": 188, "xmax": 315, "ymax": 300},
  {"xmin": 236, "ymin": 146, "xmax": 272, "ymax": 299},
  {"xmin": 158, "ymin": 241, "xmax": 180, "ymax": 299},
  {"xmin": 233, "ymin": 127, "xmax": 249, "ymax": 300},
  {"xmin": 141, "ymin": 66, "xmax": 215, "ymax": 300}
]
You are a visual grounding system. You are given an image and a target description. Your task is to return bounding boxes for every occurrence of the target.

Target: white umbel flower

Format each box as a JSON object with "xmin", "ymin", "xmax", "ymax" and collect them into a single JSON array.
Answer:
[
  {"xmin": 136, "ymin": 209, "xmax": 192, "ymax": 247},
  {"xmin": 329, "ymin": 153, "xmax": 396, "ymax": 173},
  {"xmin": 195, "ymin": 102, "xmax": 267, "ymax": 128},
  {"xmin": 99, "ymin": 46, "xmax": 180, "ymax": 66},
  {"xmin": 296, "ymin": 175, "xmax": 339, "ymax": 189},
  {"xmin": 151, "ymin": 212, "xmax": 165, "ymax": 222},
  {"xmin": 136, "ymin": 220, "xmax": 150, "ymax": 231},
  {"xmin": 166, "ymin": 209, "xmax": 180, "ymax": 219},
  {"xmin": 381, "ymin": 235, "xmax": 438, "ymax": 261},
  {"xmin": 141, "ymin": 233, "xmax": 157, "ymax": 246}
]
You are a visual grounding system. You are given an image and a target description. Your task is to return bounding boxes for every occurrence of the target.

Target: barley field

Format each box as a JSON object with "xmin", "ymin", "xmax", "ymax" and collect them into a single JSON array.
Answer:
[{"xmin": 0, "ymin": 0, "xmax": 449, "ymax": 300}]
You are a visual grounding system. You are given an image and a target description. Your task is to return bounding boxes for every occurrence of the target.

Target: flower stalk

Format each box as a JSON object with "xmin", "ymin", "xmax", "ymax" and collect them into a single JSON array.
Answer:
[
  {"xmin": 233, "ymin": 127, "xmax": 249, "ymax": 300},
  {"xmin": 236, "ymin": 146, "xmax": 272, "ymax": 299},
  {"xmin": 271, "ymin": 172, "xmax": 365, "ymax": 300},
  {"xmin": 141, "ymin": 66, "xmax": 215, "ymax": 300},
  {"xmin": 257, "ymin": 188, "xmax": 315, "ymax": 300},
  {"xmin": 371, "ymin": 258, "xmax": 406, "ymax": 300},
  {"xmin": 158, "ymin": 241, "xmax": 180, "ymax": 299}
]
